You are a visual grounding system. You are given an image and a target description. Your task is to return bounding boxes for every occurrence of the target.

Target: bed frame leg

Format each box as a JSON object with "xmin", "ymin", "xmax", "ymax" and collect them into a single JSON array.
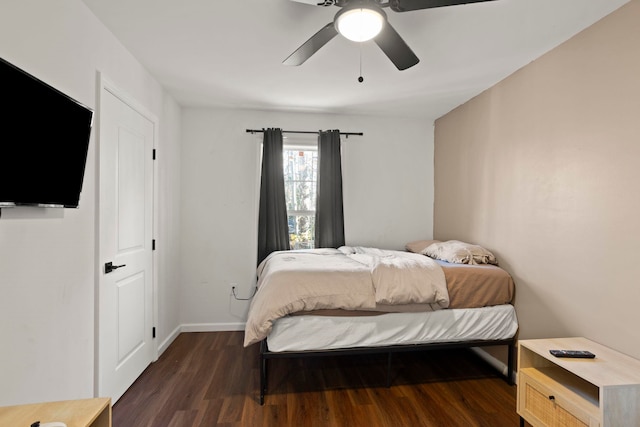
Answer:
[
  {"xmin": 260, "ymin": 340, "xmax": 267, "ymax": 405},
  {"xmin": 507, "ymin": 341, "xmax": 515, "ymax": 386}
]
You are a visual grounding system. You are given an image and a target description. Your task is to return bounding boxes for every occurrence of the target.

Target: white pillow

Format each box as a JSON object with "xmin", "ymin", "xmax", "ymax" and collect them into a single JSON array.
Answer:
[
  {"xmin": 405, "ymin": 239, "xmax": 440, "ymax": 254},
  {"xmin": 423, "ymin": 240, "xmax": 498, "ymax": 265}
]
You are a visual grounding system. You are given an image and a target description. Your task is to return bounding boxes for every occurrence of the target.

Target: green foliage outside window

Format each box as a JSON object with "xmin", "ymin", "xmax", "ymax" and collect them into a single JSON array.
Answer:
[{"xmin": 283, "ymin": 149, "xmax": 317, "ymax": 249}]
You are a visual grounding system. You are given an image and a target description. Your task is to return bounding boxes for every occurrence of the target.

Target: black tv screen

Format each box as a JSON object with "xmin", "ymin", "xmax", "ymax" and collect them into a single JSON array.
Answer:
[{"xmin": 0, "ymin": 57, "xmax": 93, "ymax": 208}]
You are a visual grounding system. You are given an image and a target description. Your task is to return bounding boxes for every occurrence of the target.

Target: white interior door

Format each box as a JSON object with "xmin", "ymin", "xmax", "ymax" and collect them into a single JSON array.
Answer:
[{"xmin": 97, "ymin": 77, "xmax": 156, "ymax": 403}]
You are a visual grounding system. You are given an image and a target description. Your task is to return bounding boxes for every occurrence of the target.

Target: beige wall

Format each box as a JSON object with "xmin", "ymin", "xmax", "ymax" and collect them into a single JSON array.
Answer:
[{"xmin": 434, "ymin": 0, "xmax": 640, "ymax": 360}]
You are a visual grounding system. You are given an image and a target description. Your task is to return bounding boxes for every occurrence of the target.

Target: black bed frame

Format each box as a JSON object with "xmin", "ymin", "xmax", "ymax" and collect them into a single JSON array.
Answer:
[{"xmin": 258, "ymin": 337, "xmax": 516, "ymax": 405}]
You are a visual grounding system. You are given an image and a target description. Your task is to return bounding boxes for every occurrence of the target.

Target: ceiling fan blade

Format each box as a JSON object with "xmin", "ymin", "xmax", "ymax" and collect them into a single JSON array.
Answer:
[
  {"xmin": 283, "ymin": 23, "xmax": 338, "ymax": 66},
  {"xmin": 373, "ymin": 22, "xmax": 419, "ymax": 70},
  {"xmin": 288, "ymin": 0, "xmax": 335, "ymax": 5},
  {"xmin": 390, "ymin": 0, "xmax": 497, "ymax": 13}
]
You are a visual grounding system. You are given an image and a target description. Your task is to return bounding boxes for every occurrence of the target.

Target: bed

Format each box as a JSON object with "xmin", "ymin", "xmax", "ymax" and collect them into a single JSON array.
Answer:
[{"xmin": 244, "ymin": 241, "xmax": 518, "ymax": 405}]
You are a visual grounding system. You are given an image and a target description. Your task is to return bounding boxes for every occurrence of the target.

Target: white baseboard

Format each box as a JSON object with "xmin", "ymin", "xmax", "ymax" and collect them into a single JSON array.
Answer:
[
  {"xmin": 157, "ymin": 325, "xmax": 181, "ymax": 357},
  {"xmin": 155, "ymin": 323, "xmax": 245, "ymax": 360},
  {"xmin": 471, "ymin": 347, "xmax": 517, "ymax": 384},
  {"xmin": 180, "ymin": 322, "xmax": 245, "ymax": 333}
]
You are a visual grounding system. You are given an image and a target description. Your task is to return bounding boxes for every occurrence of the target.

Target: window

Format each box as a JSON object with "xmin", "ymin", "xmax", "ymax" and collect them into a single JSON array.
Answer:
[{"xmin": 283, "ymin": 146, "xmax": 317, "ymax": 249}]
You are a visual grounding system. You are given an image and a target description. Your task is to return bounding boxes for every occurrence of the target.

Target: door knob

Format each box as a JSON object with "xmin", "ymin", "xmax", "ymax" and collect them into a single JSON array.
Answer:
[{"xmin": 105, "ymin": 262, "xmax": 126, "ymax": 274}]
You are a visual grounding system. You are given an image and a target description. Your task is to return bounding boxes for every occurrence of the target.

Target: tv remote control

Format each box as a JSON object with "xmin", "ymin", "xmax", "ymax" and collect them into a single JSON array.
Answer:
[{"xmin": 549, "ymin": 349, "xmax": 596, "ymax": 359}]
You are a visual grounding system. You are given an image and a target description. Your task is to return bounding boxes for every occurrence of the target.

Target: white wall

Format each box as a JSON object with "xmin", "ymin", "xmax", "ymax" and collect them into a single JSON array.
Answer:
[
  {"xmin": 179, "ymin": 108, "xmax": 434, "ymax": 328},
  {"xmin": 0, "ymin": 0, "xmax": 182, "ymax": 405},
  {"xmin": 156, "ymin": 97, "xmax": 182, "ymax": 352}
]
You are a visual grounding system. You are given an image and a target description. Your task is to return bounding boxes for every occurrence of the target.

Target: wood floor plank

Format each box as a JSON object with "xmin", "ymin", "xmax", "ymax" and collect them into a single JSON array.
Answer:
[
  {"xmin": 113, "ymin": 332, "xmax": 520, "ymax": 426},
  {"xmin": 196, "ymin": 399, "xmax": 223, "ymax": 427}
]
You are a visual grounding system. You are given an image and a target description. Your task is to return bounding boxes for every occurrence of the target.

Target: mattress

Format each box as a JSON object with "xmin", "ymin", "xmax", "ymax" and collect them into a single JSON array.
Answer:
[{"xmin": 266, "ymin": 303, "xmax": 518, "ymax": 352}]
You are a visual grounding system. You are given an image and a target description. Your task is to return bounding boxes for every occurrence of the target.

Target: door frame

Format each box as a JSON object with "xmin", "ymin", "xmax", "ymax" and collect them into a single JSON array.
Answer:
[{"xmin": 94, "ymin": 72, "xmax": 159, "ymax": 397}]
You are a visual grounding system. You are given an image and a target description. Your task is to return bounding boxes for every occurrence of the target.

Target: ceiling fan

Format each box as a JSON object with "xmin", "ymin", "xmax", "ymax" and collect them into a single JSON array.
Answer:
[{"xmin": 284, "ymin": 0, "xmax": 497, "ymax": 71}]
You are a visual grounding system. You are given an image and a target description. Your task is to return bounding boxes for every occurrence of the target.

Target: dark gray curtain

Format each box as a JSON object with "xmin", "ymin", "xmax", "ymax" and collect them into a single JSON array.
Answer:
[
  {"xmin": 257, "ymin": 128, "xmax": 290, "ymax": 265},
  {"xmin": 315, "ymin": 130, "xmax": 345, "ymax": 248}
]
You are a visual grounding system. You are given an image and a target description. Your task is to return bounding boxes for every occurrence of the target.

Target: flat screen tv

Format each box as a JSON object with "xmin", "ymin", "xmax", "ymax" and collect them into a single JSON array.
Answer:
[{"xmin": 0, "ymin": 57, "xmax": 93, "ymax": 208}]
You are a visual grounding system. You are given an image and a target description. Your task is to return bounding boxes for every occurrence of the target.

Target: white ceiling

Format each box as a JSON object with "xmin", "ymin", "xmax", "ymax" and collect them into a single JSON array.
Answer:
[{"xmin": 81, "ymin": 0, "xmax": 628, "ymax": 120}]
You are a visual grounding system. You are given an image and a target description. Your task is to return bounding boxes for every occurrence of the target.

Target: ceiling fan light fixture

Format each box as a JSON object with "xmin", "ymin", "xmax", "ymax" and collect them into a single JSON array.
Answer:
[{"xmin": 335, "ymin": 6, "xmax": 385, "ymax": 42}]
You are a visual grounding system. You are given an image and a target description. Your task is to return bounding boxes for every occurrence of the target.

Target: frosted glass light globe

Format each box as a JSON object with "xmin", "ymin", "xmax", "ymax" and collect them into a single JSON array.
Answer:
[{"xmin": 336, "ymin": 8, "xmax": 385, "ymax": 42}]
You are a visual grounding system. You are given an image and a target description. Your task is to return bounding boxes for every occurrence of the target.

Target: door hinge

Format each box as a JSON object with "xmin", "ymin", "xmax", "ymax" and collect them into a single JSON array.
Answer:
[
  {"xmin": 152, "ymin": 239, "xmax": 156, "ymax": 250},
  {"xmin": 152, "ymin": 327, "xmax": 156, "ymax": 339},
  {"xmin": 152, "ymin": 149, "xmax": 156, "ymax": 160}
]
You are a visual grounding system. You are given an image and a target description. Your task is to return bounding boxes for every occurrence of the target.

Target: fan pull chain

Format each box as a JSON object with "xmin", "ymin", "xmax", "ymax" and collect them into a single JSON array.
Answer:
[{"xmin": 358, "ymin": 43, "xmax": 364, "ymax": 83}]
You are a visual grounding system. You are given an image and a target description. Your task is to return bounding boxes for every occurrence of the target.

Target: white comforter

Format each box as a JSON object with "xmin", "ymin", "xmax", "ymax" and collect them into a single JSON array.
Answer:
[
  {"xmin": 340, "ymin": 246, "xmax": 448, "ymax": 306},
  {"xmin": 243, "ymin": 246, "xmax": 448, "ymax": 346}
]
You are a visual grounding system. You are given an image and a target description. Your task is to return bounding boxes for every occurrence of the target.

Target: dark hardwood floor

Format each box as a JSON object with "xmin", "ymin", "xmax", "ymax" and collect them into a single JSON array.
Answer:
[{"xmin": 113, "ymin": 332, "xmax": 520, "ymax": 426}]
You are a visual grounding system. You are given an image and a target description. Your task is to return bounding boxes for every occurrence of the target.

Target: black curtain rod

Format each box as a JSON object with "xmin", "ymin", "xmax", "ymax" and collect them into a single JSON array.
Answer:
[{"xmin": 246, "ymin": 129, "xmax": 363, "ymax": 138}]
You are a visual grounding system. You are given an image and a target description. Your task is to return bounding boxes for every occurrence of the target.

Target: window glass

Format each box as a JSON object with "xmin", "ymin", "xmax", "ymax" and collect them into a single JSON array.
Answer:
[{"xmin": 283, "ymin": 147, "xmax": 317, "ymax": 249}]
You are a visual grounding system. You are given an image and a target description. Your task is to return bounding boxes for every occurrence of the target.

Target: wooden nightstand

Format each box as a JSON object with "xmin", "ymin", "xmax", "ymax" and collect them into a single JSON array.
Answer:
[
  {"xmin": 0, "ymin": 397, "xmax": 111, "ymax": 427},
  {"xmin": 517, "ymin": 337, "xmax": 640, "ymax": 427}
]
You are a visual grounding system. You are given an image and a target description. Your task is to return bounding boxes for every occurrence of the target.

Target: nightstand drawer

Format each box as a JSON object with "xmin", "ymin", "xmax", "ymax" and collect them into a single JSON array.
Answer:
[{"xmin": 519, "ymin": 369, "xmax": 599, "ymax": 427}]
